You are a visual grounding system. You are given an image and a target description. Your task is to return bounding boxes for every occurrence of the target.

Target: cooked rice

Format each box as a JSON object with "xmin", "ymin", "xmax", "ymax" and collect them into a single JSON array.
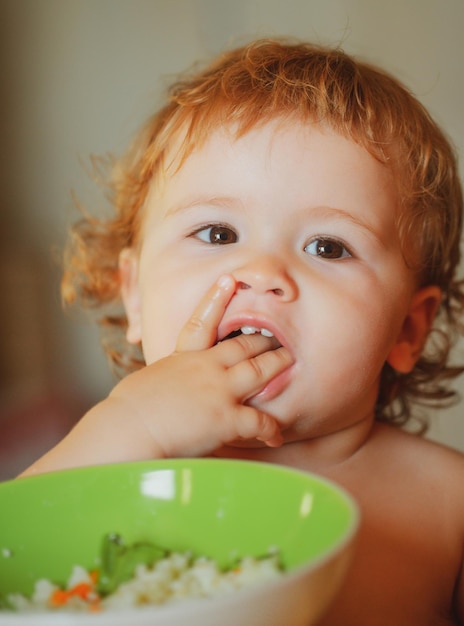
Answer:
[{"xmin": 8, "ymin": 553, "xmax": 282, "ymax": 613}]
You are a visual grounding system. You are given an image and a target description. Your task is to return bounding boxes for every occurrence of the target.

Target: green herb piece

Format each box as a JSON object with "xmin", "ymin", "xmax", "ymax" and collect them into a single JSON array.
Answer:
[{"xmin": 97, "ymin": 533, "xmax": 167, "ymax": 596}]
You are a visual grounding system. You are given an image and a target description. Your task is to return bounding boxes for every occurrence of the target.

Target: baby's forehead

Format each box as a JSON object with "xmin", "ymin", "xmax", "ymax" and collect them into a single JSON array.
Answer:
[{"xmin": 160, "ymin": 115, "xmax": 386, "ymax": 176}]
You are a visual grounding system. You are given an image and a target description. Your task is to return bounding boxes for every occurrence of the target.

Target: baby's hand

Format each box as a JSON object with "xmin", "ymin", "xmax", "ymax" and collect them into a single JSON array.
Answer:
[
  {"xmin": 109, "ymin": 275, "xmax": 293, "ymax": 458},
  {"xmin": 19, "ymin": 276, "xmax": 292, "ymax": 476}
]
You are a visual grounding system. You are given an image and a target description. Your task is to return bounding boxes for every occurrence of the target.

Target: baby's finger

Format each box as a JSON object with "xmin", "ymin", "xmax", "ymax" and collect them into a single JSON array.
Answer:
[
  {"xmin": 233, "ymin": 406, "xmax": 283, "ymax": 448},
  {"xmin": 216, "ymin": 332, "xmax": 283, "ymax": 367},
  {"xmin": 228, "ymin": 344, "xmax": 293, "ymax": 399},
  {"xmin": 176, "ymin": 275, "xmax": 236, "ymax": 352}
]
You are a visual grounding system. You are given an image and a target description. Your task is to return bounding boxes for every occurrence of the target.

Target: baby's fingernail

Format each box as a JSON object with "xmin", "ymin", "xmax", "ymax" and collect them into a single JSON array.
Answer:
[{"xmin": 218, "ymin": 275, "xmax": 234, "ymax": 289}]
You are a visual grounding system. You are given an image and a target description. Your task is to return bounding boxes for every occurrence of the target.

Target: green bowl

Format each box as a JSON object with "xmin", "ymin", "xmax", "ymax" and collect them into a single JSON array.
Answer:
[{"xmin": 0, "ymin": 459, "xmax": 358, "ymax": 626}]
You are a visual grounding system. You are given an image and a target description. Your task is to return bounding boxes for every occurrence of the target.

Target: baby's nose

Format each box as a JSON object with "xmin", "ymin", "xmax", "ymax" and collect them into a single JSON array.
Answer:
[{"xmin": 233, "ymin": 256, "xmax": 298, "ymax": 302}]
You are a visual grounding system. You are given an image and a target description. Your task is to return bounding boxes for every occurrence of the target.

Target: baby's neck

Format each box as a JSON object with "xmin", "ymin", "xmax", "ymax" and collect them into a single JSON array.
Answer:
[{"xmin": 213, "ymin": 414, "xmax": 375, "ymax": 474}]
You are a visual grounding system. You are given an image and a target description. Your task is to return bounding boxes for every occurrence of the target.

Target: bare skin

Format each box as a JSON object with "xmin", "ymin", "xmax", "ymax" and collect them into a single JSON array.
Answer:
[{"xmin": 21, "ymin": 276, "xmax": 464, "ymax": 626}]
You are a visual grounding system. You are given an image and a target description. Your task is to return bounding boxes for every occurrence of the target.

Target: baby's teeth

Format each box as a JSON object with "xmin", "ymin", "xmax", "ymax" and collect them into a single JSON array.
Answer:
[
  {"xmin": 240, "ymin": 326, "xmax": 274, "ymax": 337},
  {"xmin": 241, "ymin": 326, "xmax": 259, "ymax": 335}
]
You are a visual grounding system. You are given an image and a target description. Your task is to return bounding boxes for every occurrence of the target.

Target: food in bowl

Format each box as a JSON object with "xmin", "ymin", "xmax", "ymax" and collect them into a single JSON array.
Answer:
[
  {"xmin": 0, "ymin": 459, "xmax": 359, "ymax": 626},
  {"xmin": 5, "ymin": 533, "xmax": 282, "ymax": 613}
]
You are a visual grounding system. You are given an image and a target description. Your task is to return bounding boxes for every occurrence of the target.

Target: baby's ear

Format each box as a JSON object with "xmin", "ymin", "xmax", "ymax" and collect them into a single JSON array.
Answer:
[
  {"xmin": 119, "ymin": 248, "xmax": 142, "ymax": 344},
  {"xmin": 386, "ymin": 286, "xmax": 442, "ymax": 374}
]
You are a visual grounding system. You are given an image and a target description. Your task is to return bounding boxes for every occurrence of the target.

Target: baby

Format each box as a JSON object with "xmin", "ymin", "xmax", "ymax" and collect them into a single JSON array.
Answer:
[{"xmin": 22, "ymin": 40, "xmax": 464, "ymax": 624}]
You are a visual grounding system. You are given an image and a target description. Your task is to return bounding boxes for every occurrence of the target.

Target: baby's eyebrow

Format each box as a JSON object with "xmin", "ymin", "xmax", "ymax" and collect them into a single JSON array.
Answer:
[
  {"xmin": 310, "ymin": 206, "xmax": 389, "ymax": 248},
  {"xmin": 165, "ymin": 195, "xmax": 243, "ymax": 217}
]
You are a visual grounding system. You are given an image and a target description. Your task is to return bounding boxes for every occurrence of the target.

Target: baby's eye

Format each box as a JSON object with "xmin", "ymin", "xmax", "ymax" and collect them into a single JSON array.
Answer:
[
  {"xmin": 194, "ymin": 224, "xmax": 238, "ymax": 245},
  {"xmin": 304, "ymin": 237, "xmax": 351, "ymax": 259}
]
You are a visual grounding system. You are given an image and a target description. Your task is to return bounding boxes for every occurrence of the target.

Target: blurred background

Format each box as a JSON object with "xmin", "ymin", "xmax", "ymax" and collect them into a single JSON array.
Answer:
[{"xmin": 1, "ymin": 0, "xmax": 463, "ymax": 478}]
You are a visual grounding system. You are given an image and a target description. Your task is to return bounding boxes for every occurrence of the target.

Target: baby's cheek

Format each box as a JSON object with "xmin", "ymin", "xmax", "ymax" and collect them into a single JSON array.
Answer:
[{"xmin": 140, "ymin": 315, "xmax": 180, "ymax": 364}]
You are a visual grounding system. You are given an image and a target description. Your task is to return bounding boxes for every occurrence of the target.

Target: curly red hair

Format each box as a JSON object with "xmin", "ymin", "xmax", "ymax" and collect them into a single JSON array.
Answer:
[{"xmin": 62, "ymin": 39, "xmax": 464, "ymax": 428}]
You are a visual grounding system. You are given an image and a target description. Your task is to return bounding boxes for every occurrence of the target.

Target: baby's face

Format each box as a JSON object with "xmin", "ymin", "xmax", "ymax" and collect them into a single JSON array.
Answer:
[{"xmin": 121, "ymin": 119, "xmax": 420, "ymax": 440}]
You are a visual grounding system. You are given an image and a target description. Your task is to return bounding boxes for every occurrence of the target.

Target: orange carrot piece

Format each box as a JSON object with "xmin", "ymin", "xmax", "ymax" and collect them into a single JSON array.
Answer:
[
  {"xmin": 69, "ymin": 583, "xmax": 93, "ymax": 599},
  {"xmin": 49, "ymin": 580, "xmax": 101, "ymax": 609},
  {"xmin": 49, "ymin": 589, "xmax": 70, "ymax": 607}
]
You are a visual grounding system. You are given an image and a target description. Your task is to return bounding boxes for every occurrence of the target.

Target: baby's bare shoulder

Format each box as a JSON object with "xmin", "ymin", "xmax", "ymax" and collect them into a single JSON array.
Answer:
[
  {"xmin": 360, "ymin": 424, "xmax": 464, "ymax": 538},
  {"xmin": 375, "ymin": 422, "xmax": 464, "ymax": 470},
  {"xmin": 367, "ymin": 423, "xmax": 464, "ymax": 494},
  {"xmin": 321, "ymin": 424, "xmax": 464, "ymax": 625},
  {"xmin": 394, "ymin": 433, "xmax": 464, "ymax": 625}
]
